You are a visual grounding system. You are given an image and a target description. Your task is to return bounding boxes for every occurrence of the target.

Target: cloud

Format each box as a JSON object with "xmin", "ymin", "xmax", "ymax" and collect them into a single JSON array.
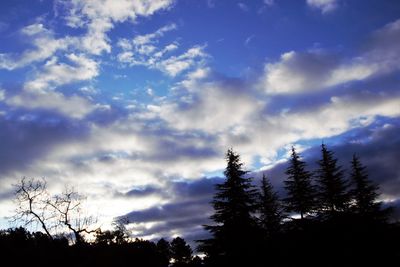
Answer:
[
  {"xmin": 0, "ymin": 112, "xmax": 90, "ymax": 177},
  {"xmin": 117, "ymin": 24, "xmax": 207, "ymax": 76},
  {"xmin": 207, "ymin": 0, "xmax": 215, "ymax": 8},
  {"xmin": 61, "ymin": 0, "xmax": 175, "ymax": 55},
  {"xmin": 0, "ymin": 23, "xmax": 73, "ymax": 70},
  {"xmin": 7, "ymin": 90, "xmax": 97, "ymax": 119},
  {"xmin": 244, "ymin": 35, "xmax": 255, "ymax": 46},
  {"xmin": 154, "ymin": 71, "xmax": 261, "ymax": 133},
  {"xmin": 24, "ymin": 54, "xmax": 99, "ymax": 91},
  {"xmin": 264, "ymin": 0, "xmax": 275, "ymax": 6},
  {"xmin": 121, "ymin": 177, "xmax": 221, "ymax": 240},
  {"xmin": 261, "ymin": 51, "xmax": 338, "ymax": 94},
  {"xmin": 132, "ymin": 23, "xmax": 177, "ymax": 47},
  {"xmin": 156, "ymin": 46, "xmax": 207, "ymax": 76},
  {"xmin": 306, "ymin": 0, "xmax": 338, "ymax": 14},
  {"xmin": 4, "ymin": 54, "xmax": 99, "ymax": 119},
  {"xmin": 238, "ymin": 3, "xmax": 249, "ymax": 12},
  {"xmin": 260, "ymin": 19, "xmax": 400, "ymax": 94}
]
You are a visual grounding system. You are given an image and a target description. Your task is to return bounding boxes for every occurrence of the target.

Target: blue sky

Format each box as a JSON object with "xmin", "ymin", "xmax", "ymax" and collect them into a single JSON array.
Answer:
[{"xmin": 0, "ymin": 0, "xmax": 400, "ymax": 241}]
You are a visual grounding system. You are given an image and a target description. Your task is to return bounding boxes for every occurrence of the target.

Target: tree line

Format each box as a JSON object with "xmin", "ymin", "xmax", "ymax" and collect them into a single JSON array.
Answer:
[
  {"xmin": 0, "ymin": 144, "xmax": 399, "ymax": 266},
  {"xmin": 198, "ymin": 145, "xmax": 398, "ymax": 266}
]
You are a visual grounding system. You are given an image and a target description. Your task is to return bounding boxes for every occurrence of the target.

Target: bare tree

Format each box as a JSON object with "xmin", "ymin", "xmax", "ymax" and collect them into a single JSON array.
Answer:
[
  {"xmin": 12, "ymin": 177, "xmax": 54, "ymax": 239},
  {"xmin": 47, "ymin": 186, "xmax": 98, "ymax": 244},
  {"xmin": 12, "ymin": 177, "xmax": 98, "ymax": 244}
]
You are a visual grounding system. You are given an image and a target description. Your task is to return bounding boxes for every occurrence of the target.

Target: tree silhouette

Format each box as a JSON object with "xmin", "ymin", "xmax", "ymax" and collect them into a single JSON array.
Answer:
[
  {"xmin": 170, "ymin": 236, "xmax": 192, "ymax": 266},
  {"xmin": 349, "ymin": 154, "xmax": 382, "ymax": 218},
  {"xmin": 316, "ymin": 144, "xmax": 349, "ymax": 214},
  {"xmin": 95, "ymin": 228, "xmax": 126, "ymax": 245},
  {"xmin": 47, "ymin": 186, "xmax": 98, "ymax": 244},
  {"xmin": 12, "ymin": 177, "xmax": 53, "ymax": 239},
  {"xmin": 156, "ymin": 238, "xmax": 172, "ymax": 266},
  {"xmin": 257, "ymin": 174, "xmax": 283, "ymax": 236},
  {"xmin": 199, "ymin": 149, "xmax": 258, "ymax": 265},
  {"xmin": 12, "ymin": 177, "xmax": 97, "ymax": 244},
  {"xmin": 284, "ymin": 147, "xmax": 316, "ymax": 219}
]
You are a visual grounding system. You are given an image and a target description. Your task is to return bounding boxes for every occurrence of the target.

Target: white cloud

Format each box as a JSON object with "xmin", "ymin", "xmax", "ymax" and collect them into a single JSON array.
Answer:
[
  {"xmin": 133, "ymin": 23, "xmax": 177, "ymax": 46},
  {"xmin": 5, "ymin": 54, "xmax": 99, "ymax": 119},
  {"xmin": 260, "ymin": 50, "xmax": 337, "ymax": 94},
  {"xmin": 277, "ymin": 94, "xmax": 400, "ymax": 140},
  {"xmin": 24, "ymin": 54, "xmax": 99, "ymax": 91},
  {"xmin": 307, "ymin": 0, "xmax": 338, "ymax": 14},
  {"xmin": 7, "ymin": 90, "xmax": 96, "ymax": 119},
  {"xmin": 156, "ymin": 45, "xmax": 207, "ymax": 76},
  {"xmin": 117, "ymin": 24, "xmax": 207, "ymax": 76},
  {"xmin": 260, "ymin": 19, "xmax": 400, "ymax": 94},
  {"xmin": 0, "ymin": 23, "xmax": 74, "ymax": 70},
  {"xmin": 62, "ymin": 0, "xmax": 175, "ymax": 55},
  {"xmin": 21, "ymin": 23, "xmax": 48, "ymax": 36},
  {"xmin": 150, "ymin": 68, "xmax": 259, "ymax": 133}
]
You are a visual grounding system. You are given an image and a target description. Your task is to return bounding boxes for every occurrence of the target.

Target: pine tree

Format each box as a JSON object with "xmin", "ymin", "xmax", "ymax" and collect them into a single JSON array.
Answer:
[
  {"xmin": 199, "ymin": 149, "xmax": 258, "ymax": 264},
  {"xmin": 156, "ymin": 238, "xmax": 171, "ymax": 267},
  {"xmin": 349, "ymin": 154, "xmax": 380, "ymax": 216},
  {"xmin": 284, "ymin": 147, "xmax": 316, "ymax": 219},
  {"xmin": 316, "ymin": 144, "xmax": 349, "ymax": 214},
  {"xmin": 170, "ymin": 237, "xmax": 192, "ymax": 266},
  {"xmin": 258, "ymin": 174, "xmax": 283, "ymax": 236}
]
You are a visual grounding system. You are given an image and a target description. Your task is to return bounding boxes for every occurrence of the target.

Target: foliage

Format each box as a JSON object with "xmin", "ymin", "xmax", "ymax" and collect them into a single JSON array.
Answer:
[
  {"xmin": 284, "ymin": 147, "xmax": 316, "ymax": 219},
  {"xmin": 257, "ymin": 174, "xmax": 284, "ymax": 236},
  {"xmin": 315, "ymin": 144, "xmax": 350, "ymax": 214}
]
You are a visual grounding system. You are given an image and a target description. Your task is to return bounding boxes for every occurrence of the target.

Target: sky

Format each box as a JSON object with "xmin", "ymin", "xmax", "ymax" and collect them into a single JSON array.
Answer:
[{"xmin": 0, "ymin": 0, "xmax": 400, "ymax": 242}]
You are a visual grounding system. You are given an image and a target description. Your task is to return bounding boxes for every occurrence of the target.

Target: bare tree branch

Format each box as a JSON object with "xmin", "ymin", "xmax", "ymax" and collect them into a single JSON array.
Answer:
[{"xmin": 12, "ymin": 177, "xmax": 53, "ymax": 239}]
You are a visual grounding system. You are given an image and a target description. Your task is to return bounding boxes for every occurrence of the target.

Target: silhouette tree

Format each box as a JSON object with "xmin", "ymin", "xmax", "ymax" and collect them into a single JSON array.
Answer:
[
  {"xmin": 199, "ymin": 149, "xmax": 258, "ymax": 265},
  {"xmin": 47, "ymin": 186, "xmax": 98, "ymax": 244},
  {"xmin": 157, "ymin": 238, "xmax": 172, "ymax": 266},
  {"xmin": 95, "ymin": 228, "xmax": 126, "ymax": 245},
  {"xmin": 349, "ymin": 154, "xmax": 381, "ymax": 218},
  {"xmin": 12, "ymin": 177, "xmax": 53, "ymax": 239},
  {"xmin": 170, "ymin": 236, "xmax": 192, "ymax": 266},
  {"xmin": 316, "ymin": 144, "xmax": 349, "ymax": 214},
  {"xmin": 12, "ymin": 177, "xmax": 98, "ymax": 244},
  {"xmin": 284, "ymin": 147, "xmax": 316, "ymax": 219},
  {"xmin": 257, "ymin": 174, "xmax": 283, "ymax": 236}
]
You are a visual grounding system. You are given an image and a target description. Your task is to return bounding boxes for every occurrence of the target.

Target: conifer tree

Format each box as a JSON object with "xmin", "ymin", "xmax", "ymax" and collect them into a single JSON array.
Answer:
[
  {"xmin": 156, "ymin": 238, "xmax": 171, "ymax": 267},
  {"xmin": 199, "ymin": 149, "xmax": 258, "ymax": 264},
  {"xmin": 258, "ymin": 174, "xmax": 283, "ymax": 236},
  {"xmin": 170, "ymin": 237, "xmax": 192, "ymax": 266},
  {"xmin": 316, "ymin": 144, "xmax": 349, "ymax": 214},
  {"xmin": 284, "ymin": 147, "xmax": 316, "ymax": 219},
  {"xmin": 349, "ymin": 154, "xmax": 380, "ymax": 216}
]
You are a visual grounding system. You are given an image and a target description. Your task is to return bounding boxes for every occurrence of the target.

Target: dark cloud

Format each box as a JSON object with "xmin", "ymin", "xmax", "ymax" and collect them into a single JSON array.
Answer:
[
  {"xmin": 146, "ymin": 139, "xmax": 219, "ymax": 162},
  {"xmin": 125, "ymin": 186, "xmax": 160, "ymax": 197},
  {"xmin": 0, "ymin": 110, "xmax": 90, "ymax": 177},
  {"xmin": 261, "ymin": 119, "xmax": 400, "ymax": 200},
  {"xmin": 120, "ymin": 177, "xmax": 222, "ymax": 242}
]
